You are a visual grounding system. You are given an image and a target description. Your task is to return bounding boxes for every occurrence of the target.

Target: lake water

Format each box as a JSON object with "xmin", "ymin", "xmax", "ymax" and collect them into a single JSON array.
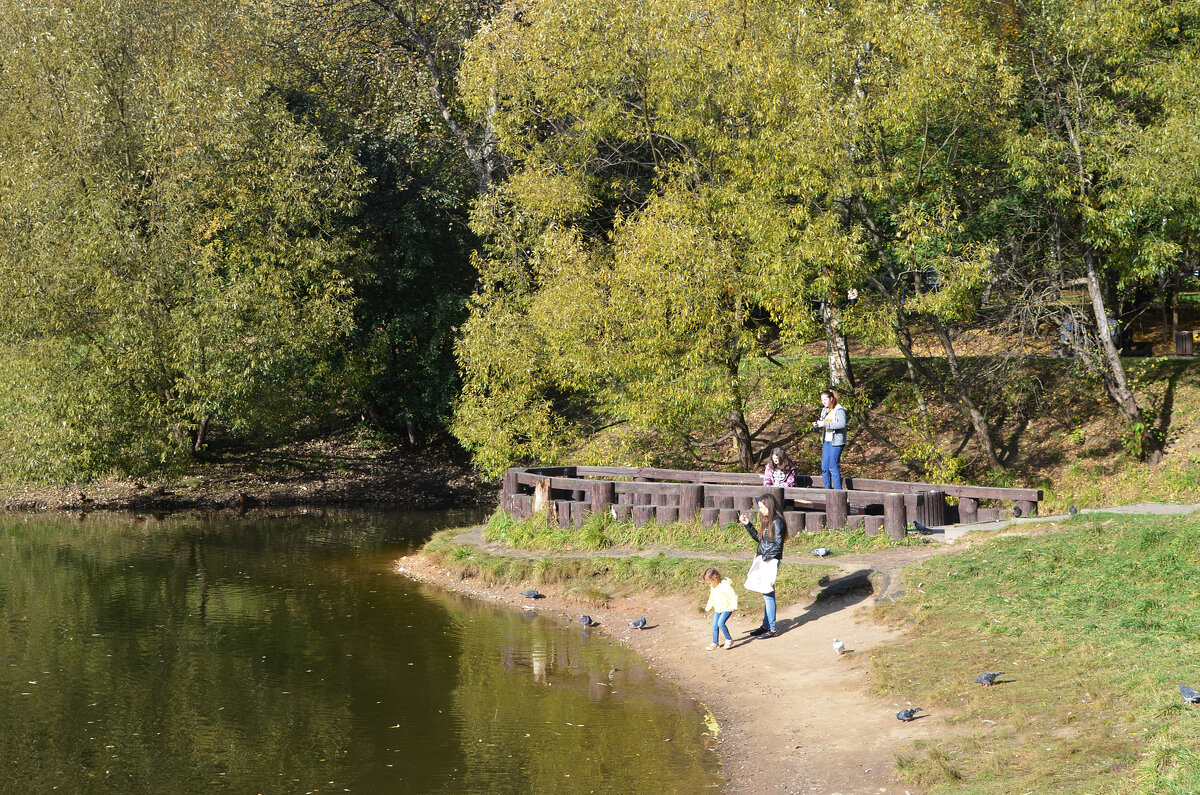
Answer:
[{"xmin": 0, "ymin": 510, "xmax": 721, "ymax": 793}]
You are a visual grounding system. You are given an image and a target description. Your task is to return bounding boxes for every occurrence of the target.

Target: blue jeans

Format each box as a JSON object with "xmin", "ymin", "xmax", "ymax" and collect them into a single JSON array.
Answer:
[
  {"xmin": 712, "ymin": 611, "xmax": 732, "ymax": 643},
  {"xmin": 821, "ymin": 442, "xmax": 844, "ymax": 489},
  {"xmin": 761, "ymin": 592, "xmax": 776, "ymax": 631}
]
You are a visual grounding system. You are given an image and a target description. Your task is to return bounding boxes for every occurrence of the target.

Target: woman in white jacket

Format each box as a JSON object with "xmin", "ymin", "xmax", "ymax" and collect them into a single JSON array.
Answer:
[{"xmin": 812, "ymin": 390, "xmax": 847, "ymax": 489}]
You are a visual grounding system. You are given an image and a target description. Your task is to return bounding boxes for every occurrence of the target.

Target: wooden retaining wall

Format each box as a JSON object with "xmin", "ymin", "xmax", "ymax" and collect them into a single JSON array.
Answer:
[{"xmin": 499, "ymin": 466, "xmax": 1042, "ymax": 541}]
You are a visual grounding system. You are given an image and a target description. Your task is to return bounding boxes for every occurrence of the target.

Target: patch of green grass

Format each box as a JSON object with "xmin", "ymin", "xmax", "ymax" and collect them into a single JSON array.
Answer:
[
  {"xmin": 482, "ymin": 508, "xmax": 927, "ymax": 555},
  {"xmin": 423, "ymin": 529, "xmax": 837, "ymax": 608},
  {"xmin": 871, "ymin": 513, "xmax": 1200, "ymax": 793}
]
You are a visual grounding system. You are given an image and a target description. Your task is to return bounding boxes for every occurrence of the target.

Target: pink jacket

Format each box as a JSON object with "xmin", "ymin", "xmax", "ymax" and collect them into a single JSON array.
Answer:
[{"xmin": 763, "ymin": 463, "xmax": 796, "ymax": 487}]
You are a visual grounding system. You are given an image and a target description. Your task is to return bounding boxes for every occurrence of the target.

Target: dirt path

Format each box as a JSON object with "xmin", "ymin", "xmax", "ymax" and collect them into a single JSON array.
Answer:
[{"xmin": 398, "ymin": 539, "xmax": 949, "ymax": 794}]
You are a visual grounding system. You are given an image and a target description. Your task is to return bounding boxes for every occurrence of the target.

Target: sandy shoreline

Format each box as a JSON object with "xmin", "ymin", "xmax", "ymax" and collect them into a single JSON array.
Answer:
[{"xmin": 396, "ymin": 550, "xmax": 939, "ymax": 794}]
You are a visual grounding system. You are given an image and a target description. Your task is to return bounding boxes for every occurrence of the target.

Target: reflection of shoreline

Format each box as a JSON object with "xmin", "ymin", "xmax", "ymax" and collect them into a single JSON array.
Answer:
[{"xmin": 399, "ymin": 557, "xmax": 706, "ymax": 712}]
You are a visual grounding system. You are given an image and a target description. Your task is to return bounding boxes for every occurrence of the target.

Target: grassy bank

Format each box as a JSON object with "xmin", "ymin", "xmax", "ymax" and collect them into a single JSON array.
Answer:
[
  {"xmin": 481, "ymin": 509, "xmax": 929, "ymax": 556},
  {"xmin": 422, "ymin": 528, "xmax": 840, "ymax": 609},
  {"xmin": 870, "ymin": 512, "xmax": 1200, "ymax": 793}
]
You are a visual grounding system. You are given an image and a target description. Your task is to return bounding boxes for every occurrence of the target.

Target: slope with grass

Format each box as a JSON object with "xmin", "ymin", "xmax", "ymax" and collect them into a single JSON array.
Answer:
[{"xmin": 871, "ymin": 512, "xmax": 1200, "ymax": 793}]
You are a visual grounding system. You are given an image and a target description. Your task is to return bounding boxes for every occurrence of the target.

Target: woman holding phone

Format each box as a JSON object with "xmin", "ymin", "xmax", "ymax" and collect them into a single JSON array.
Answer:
[{"xmin": 739, "ymin": 492, "xmax": 786, "ymax": 639}]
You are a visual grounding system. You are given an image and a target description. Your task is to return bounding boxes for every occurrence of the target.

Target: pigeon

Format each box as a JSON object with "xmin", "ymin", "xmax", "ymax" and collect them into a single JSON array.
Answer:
[
  {"xmin": 1013, "ymin": 505, "xmax": 1023, "ymax": 518},
  {"xmin": 1179, "ymin": 684, "xmax": 1200, "ymax": 703},
  {"xmin": 975, "ymin": 672, "xmax": 1004, "ymax": 686},
  {"xmin": 811, "ymin": 548, "xmax": 831, "ymax": 557},
  {"xmin": 911, "ymin": 521, "xmax": 934, "ymax": 534},
  {"xmin": 833, "ymin": 638, "xmax": 845, "ymax": 655},
  {"xmin": 629, "ymin": 616, "xmax": 647, "ymax": 630},
  {"xmin": 519, "ymin": 589, "xmax": 543, "ymax": 599},
  {"xmin": 1069, "ymin": 505, "xmax": 1078, "ymax": 517},
  {"xmin": 896, "ymin": 707, "xmax": 923, "ymax": 721},
  {"xmin": 580, "ymin": 615, "xmax": 599, "ymax": 627}
]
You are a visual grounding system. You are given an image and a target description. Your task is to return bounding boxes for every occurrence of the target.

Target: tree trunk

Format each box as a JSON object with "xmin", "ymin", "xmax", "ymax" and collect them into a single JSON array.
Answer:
[
  {"xmin": 822, "ymin": 301, "xmax": 854, "ymax": 389},
  {"xmin": 931, "ymin": 321, "xmax": 1005, "ymax": 471},
  {"xmin": 727, "ymin": 406, "xmax": 754, "ymax": 472},
  {"xmin": 1082, "ymin": 243, "xmax": 1160, "ymax": 462}
]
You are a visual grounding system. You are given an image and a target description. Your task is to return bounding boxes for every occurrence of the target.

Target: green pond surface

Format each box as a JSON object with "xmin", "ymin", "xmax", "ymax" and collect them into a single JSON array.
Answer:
[{"xmin": 0, "ymin": 510, "xmax": 721, "ymax": 793}]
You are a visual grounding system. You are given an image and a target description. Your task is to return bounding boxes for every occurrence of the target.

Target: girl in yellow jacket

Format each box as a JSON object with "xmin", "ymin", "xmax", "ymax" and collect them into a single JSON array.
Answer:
[{"xmin": 704, "ymin": 567, "xmax": 738, "ymax": 650}]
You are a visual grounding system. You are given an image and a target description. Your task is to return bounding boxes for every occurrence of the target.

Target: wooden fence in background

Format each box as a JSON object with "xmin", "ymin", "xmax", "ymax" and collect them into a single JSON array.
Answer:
[{"xmin": 499, "ymin": 466, "xmax": 1043, "ymax": 541}]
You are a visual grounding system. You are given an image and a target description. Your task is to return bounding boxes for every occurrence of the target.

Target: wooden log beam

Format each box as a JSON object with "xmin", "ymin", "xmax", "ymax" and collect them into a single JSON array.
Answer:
[
  {"xmin": 959, "ymin": 496, "xmax": 978, "ymax": 524},
  {"xmin": 825, "ymin": 490, "xmax": 848, "ymax": 530},
  {"xmin": 679, "ymin": 485, "xmax": 704, "ymax": 523},
  {"xmin": 883, "ymin": 493, "xmax": 907, "ymax": 540}
]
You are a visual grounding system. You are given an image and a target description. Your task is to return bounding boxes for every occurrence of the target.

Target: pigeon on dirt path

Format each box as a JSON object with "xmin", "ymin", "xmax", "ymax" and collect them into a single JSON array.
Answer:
[
  {"xmin": 629, "ymin": 616, "xmax": 647, "ymax": 630},
  {"xmin": 811, "ymin": 548, "xmax": 831, "ymax": 557},
  {"xmin": 580, "ymin": 615, "xmax": 599, "ymax": 627},
  {"xmin": 833, "ymin": 638, "xmax": 846, "ymax": 655},
  {"xmin": 975, "ymin": 672, "xmax": 1004, "ymax": 686},
  {"xmin": 896, "ymin": 708, "xmax": 923, "ymax": 721},
  {"xmin": 520, "ymin": 589, "xmax": 543, "ymax": 599}
]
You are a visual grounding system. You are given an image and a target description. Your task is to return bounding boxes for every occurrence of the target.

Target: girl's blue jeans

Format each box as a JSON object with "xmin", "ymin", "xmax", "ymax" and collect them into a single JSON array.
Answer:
[
  {"xmin": 712, "ymin": 611, "xmax": 732, "ymax": 643},
  {"xmin": 761, "ymin": 592, "xmax": 776, "ymax": 631},
  {"xmin": 821, "ymin": 441, "xmax": 844, "ymax": 489}
]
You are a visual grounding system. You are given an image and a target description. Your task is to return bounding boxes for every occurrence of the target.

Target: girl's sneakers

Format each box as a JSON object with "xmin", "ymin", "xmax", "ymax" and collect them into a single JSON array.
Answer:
[
  {"xmin": 706, "ymin": 643, "xmax": 719, "ymax": 651},
  {"xmin": 757, "ymin": 629, "xmax": 780, "ymax": 639},
  {"xmin": 721, "ymin": 638, "xmax": 733, "ymax": 649}
]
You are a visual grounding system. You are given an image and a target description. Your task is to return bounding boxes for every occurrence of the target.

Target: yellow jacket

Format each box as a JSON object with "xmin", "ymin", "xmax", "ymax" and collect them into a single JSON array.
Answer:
[{"xmin": 705, "ymin": 578, "xmax": 738, "ymax": 613}]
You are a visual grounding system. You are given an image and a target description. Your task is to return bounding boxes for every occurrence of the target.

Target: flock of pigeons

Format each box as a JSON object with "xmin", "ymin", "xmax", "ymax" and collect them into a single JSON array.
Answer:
[{"xmin": 523, "ymin": 588, "xmax": 1195, "ymax": 726}]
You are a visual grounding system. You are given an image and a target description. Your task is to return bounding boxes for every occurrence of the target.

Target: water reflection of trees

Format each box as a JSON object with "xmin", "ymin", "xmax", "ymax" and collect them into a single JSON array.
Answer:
[
  {"xmin": 418, "ymin": 588, "xmax": 720, "ymax": 793},
  {"xmin": 0, "ymin": 512, "xmax": 716, "ymax": 793},
  {"xmin": 0, "ymin": 512, "xmax": 471, "ymax": 792}
]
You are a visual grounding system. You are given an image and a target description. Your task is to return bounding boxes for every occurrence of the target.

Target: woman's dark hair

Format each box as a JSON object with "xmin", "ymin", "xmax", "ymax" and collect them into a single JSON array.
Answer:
[
  {"xmin": 703, "ymin": 567, "xmax": 722, "ymax": 583},
  {"xmin": 769, "ymin": 446, "xmax": 794, "ymax": 471},
  {"xmin": 757, "ymin": 492, "xmax": 783, "ymax": 542}
]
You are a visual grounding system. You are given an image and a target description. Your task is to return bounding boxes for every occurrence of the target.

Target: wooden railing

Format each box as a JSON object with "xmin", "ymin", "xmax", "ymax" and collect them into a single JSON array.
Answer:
[{"xmin": 499, "ymin": 466, "xmax": 1043, "ymax": 540}]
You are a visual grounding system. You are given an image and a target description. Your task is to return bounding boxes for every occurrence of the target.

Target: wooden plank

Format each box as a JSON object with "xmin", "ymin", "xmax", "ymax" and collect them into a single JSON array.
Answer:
[
  {"xmin": 845, "ymin": 477, "xmax": 1042, "ymax": 501},
  {"xmin": 865, "ymin": 516, "xmax": 884, "ymax": 536},
  {"xmin": 805, "ymin": 512, "xmax": 826, "ymax": 532},
  {"xmin": 700, "ymin": 507, "xmax": 720, "ymax": 527}
]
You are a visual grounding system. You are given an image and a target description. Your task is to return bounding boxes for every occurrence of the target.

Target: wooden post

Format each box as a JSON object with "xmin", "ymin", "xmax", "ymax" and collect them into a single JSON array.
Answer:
[
  {"xmin": 766, "ymin": 486, "xmax": 784, "ymax": 512},
  {"xmin": 883, "ymin": 493, "xmax": 907, "ymax": 540},
  {"xmin": 636, "ymin": 491, "xmax": 653, "ymax": 506},
  {"xmin": 846, "ymin": 515, "xmax": 865, "ymax": 530},
  {"xmin": 825, "ymin": 490, "xmax": 848, "ymax": 530},
  {"xmin": 591, "ymin": 481, "xmax": 616, "ymax": 518},
  {"xmin": 571, "ymin": 502, "xmax": 587, "ymax": 528},
  {"xmin": 1016, "ymin": 499, "xmax": 1037, "ymax": 517},
  {"xmin": 805, "ymin": 512, "xmax": 826, "ymax": 532},
  {"xmin": 784, "ymin": 511, "xmax": 804, "ymax": 538},
  {"xmin": 924, "ymin": 490, "xmax": 946, "ymax": 526},
  {"xmin": 679, "ymin": 485, "xmax": 704, "ymax": 523},
  {"xmin": 555, "ymin": 501, "xmax": 571, "ymax": 528},
  {"xmin": 632, "ymin": 506, "xmax": 654, "ymax": 527},
  {"xmin": 864, "ymin": 516, "xmax": 884, "ymax": 536},
  {"xmin": 700, "ymin": 507, "xmax": 721, "ymax": 527},
  {"xmin": 502, "ymin": 468, "xmax": 519, "ymax": 514},
  {"xmin": 959, "ymin": 496, "xmax": 978, "ymax": 524},
  {"xmin": 656, "ymin": 505, "xmax": 679, "ymax": 524},
  {"xmin": 719, "ymin": 508, "xmax": 740, "ymax": 526}
]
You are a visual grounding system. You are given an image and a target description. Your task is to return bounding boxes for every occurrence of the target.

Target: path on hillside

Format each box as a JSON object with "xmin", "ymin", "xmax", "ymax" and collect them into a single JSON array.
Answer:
[{"xmin": 406, "ymin": 503, "xmax": 1200, "ymax": 794}]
